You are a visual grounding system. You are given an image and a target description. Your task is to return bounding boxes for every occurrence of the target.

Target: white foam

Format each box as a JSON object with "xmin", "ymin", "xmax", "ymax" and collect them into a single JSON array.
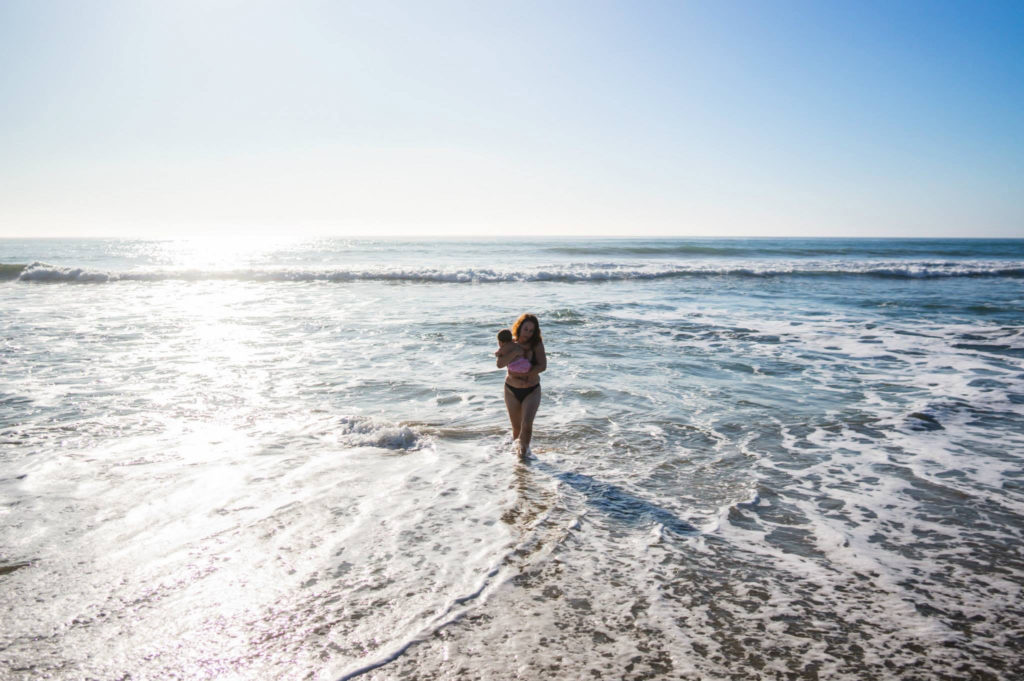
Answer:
[
  {"xmin": 14, "ymin": 259, "xmax": 1024, "ymax": 284},
  {"xmin": 326, "ymin": 415, "xmax": 431, "ymax": 451}
]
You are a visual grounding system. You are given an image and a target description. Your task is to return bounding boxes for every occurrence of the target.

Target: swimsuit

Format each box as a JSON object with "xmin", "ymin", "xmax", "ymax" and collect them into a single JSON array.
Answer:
[
  {"xmin": 505, "ymin": 350, "xmax": 539, "ymax": 403},
  {"xmin": 507, "ymin": 357, "xmax": 532, "ymax": 373},
  {"xmin": 505, "ymin": 382, "xmax": 539, "ymax": 403}
]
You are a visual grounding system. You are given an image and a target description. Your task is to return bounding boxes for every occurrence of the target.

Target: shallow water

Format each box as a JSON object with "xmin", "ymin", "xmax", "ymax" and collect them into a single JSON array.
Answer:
[{"xmin": 2, "ymin": 238, "xmax": 1023, "ymax": 679}]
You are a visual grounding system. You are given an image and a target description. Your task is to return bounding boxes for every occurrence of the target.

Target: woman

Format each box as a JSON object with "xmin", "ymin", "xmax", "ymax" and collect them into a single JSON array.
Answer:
[{"xmin": 496, "ymin": 313, "xmax": 546, "ymax": 456}]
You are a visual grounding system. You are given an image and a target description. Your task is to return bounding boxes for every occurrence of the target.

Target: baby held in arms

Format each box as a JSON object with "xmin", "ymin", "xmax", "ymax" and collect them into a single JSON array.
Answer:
[{"xmin": 495, "ymin": 328, "xmax": 531, "ymax": 374}]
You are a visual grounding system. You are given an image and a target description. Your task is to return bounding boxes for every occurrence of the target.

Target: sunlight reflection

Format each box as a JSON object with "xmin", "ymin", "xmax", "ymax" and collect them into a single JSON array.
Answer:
[
  {"xmin": 138, "ymin": 234, "xmax": 311, "ymax": 271},
  {"xmin": 140, "ymin": 275, "xmax": 300, "ymax": 462}
]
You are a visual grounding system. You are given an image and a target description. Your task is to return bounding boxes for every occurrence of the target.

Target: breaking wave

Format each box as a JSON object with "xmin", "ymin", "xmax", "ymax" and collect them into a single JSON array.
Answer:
[
  {"xmin": 328, "ymin": 415, "xmax": 430, "ymax": 451},
  {"xmin": 7, "ymin": 261, "xmax": 1024, "ymax": 284}
]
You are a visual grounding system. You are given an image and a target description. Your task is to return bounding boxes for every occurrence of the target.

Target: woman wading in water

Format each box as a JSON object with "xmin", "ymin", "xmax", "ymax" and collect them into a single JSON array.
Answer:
[{"xmin": 495, "ymin": 313, "xmax": 546, "ymax": 456}]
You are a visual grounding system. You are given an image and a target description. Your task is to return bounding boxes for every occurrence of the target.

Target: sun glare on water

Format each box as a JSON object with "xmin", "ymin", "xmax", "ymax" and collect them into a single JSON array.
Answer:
[
  {"xmin": 145, "ymin": 234, "xmax": 308, "ymax": 272},
  {"xmin": 126, "ymin": 235, "xmax": 313, "ymax": 481}
]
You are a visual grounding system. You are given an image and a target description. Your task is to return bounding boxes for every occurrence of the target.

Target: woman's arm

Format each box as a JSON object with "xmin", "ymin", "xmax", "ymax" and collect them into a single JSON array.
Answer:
[{"xmin": 526, "ymin": 341, "xmax": 547, "ymax": 378}]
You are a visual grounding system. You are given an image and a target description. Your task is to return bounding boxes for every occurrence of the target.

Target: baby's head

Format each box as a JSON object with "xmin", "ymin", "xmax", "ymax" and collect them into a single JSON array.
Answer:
[{"xmin": 497, "ymin": 328, "xmax": 514, "ymax": 347}]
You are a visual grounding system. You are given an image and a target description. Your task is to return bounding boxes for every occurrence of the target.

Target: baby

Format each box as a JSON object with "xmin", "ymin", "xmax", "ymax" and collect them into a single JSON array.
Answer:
[{"xmin": 495, "ymin": 328, "xmax": 531, "ymax": 374}]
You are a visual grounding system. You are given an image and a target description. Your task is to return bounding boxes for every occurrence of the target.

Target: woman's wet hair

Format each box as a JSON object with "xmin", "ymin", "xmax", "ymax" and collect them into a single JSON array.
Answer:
[
  {"xmin": 497, "ymin": 328, "xmax": 513, "ymax": 343},
  {"xmin": 512, "ymin": 313, "xmax": 542, "ymax": 347}
]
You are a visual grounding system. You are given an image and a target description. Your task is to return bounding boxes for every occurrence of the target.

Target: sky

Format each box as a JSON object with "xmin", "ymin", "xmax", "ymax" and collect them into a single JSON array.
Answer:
[{"xmin": 0, "ymin": 0, "xmax": 1021, "ymax": 239}]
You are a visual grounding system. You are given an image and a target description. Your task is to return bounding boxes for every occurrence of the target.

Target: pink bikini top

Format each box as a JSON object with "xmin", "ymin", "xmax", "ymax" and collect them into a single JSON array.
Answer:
[{"xmin": 507, "ymin": 357, "xmax": 532, "ymax": 374}]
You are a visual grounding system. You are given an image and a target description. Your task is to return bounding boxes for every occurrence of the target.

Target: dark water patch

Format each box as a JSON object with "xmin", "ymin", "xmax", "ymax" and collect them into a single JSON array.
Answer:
[
  {"xmin": 669, "ymin": 361, "xmax": 733, "ymax": 381},
  {"xmin": 954, "ymin": 343, "xmax": 1024, "ymax": 358},
  {"xmin": 670, "ymin": 424, "xmax": 726, "ymax": 452},
  {"xmin": 726, "ymin": 505, "xmax": 763, "ymax": 531},
  {"xmin": 749, "ymin": 357, "xmax": 809, "ymax": 377},
  {"xmin": 846, "ymin": 421, "xmax": 887, "ymax": 439},
  {"xmin": 532, "ymin": 462, "xmax": 698, "ymax": 536},
  {"xmin": 721, "ymin": 361, "xmax": 756, "ymax": 374},
  {"xmin": 648, "ymin": 454, "xmax": 696, "ymax": 480},
  {"xmin": 774, "ymin": 452, "xmax": 829, "ymax": 471},
  {"xmin": 764, "ymin": 526, "xmax": 825, "ymax": 559},
  {"xmin": 742, "ymin": 484, "xmax": 811, "ymax": 527},
  {"xmin": 731, "ymin": 397, "xmax": 778, "ymax": 411},
  {"xmin": 897, "ymin": 477, "xmax": 996, "ymax": 527},
  {"xmin": 895, "ymin": 329, "xmax": 942, "ymax": 338},
  {"xmin": 891, "ymin": 348, "xmax": 928, "ymax": 357},
  {"xmin": 963, "ymin": 407, "xmax": 1024, "ymax": 433},
  {"xmin": 866, "ymin": 354, "xmax": 905, "ymax": 363},
  {"xmin": 872, "ymin": 383, "xmax": 925, "ymax": 398},
  {"xmin": 744, "ymin": 427, "xmax": 785, "ymax": 455},
  {"xmin": 966, "ymin": 303, "xmax": 1012, "ymax": 315},
  {"xmin": 944, "ymin": 435, "xmax": 1024, "ymax": 468},
  {"xmin": 751, "ymin": 334, "xmax": 781, "ymax": 344},
  {"xmin": 0, "ymin": 561, "xmax": 32, "ymax": 576},
  {"xmin": 907, "ymin": 412, "xmax": 944, "ymax": 431},
  {"xmin": 967, "ymin": 378, "xmax": 1007, "ymax": 389},
  {"xmin": 817, "ymin": 496, "xmax": 846, "ymax": 511},
  {"xmin": 0, "ymin": 263, "xmax": 27, "ymax": 281},
  {"xmin": 795, "ymin": 350, "xmax": 850, "ymax": 364}
]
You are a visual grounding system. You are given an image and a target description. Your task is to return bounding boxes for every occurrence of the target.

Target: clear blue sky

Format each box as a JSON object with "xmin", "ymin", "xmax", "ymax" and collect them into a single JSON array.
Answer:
[{"xmin": 1, "ymin": 0, "xmax": 1021, "ymax": 238}]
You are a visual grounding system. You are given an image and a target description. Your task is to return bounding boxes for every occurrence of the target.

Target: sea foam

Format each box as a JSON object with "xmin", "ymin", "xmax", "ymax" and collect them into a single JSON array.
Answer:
[{"xmin": 11, "ymin": 260, "xmax": 1024, "ymax": 284}]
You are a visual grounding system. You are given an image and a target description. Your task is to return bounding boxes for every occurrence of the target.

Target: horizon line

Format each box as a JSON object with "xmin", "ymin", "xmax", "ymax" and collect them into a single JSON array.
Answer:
[{"xmin": 1, "ymin": 234, "xmax": 1022, "ymax": 242}]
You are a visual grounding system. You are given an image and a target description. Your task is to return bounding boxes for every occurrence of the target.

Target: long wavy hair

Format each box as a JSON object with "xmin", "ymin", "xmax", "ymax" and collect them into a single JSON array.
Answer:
[{"xmin": 512, "ymin": 313, "xmax": 542, "ymax": 349}]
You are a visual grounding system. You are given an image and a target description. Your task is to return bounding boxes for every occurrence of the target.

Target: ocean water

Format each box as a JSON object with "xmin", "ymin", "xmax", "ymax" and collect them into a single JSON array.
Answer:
[{"xmin": 1, "ymin": 237, "xmax": 1023, "ymax": 680}]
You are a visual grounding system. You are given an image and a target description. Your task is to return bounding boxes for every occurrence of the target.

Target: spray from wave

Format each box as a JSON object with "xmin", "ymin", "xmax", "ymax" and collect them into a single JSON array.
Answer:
[{"xmin": 323, "ymin": 415, "xmax": 431, "ymax": 451}]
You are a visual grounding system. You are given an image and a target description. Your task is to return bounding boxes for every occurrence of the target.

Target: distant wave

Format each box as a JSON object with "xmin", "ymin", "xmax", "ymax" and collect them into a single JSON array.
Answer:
[
  {"xmin": 547, "ymin": 245, "xmax": 754, "ymax": 257},
  {"xmin": 544, "ymin": 241, "xmax": 1024, "ymax": 259},
  {"xmin": 7, "ymin": 261, "xmax": 1024, "ymax": 283}
]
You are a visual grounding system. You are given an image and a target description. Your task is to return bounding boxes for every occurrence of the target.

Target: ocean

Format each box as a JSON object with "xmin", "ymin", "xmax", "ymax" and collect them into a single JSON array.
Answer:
[{"xmin": 1, "ymin": 237, "xmax": 1023, "ymax": 680}]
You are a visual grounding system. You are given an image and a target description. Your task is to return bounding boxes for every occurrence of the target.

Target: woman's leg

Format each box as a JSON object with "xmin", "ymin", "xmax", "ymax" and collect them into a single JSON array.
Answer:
[
  {"xmin": 517, "ymin": 386, "xmax": 541, "ymax": 453},
  {"xmin": 504, "ymin": 385, "xmax": 523, "ymax": 442}
]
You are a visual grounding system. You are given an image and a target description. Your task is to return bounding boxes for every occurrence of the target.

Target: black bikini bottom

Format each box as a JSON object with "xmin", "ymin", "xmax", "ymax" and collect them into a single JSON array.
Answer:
[{"xmin": 505, "ymin": 382, "xmax": 539, "ymax": 403}]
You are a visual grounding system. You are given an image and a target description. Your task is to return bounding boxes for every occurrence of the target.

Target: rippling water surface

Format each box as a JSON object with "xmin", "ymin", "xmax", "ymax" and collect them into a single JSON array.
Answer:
[{"xmin": 2, "ymin": 237, "xmax": 1023, "ymax": 680}]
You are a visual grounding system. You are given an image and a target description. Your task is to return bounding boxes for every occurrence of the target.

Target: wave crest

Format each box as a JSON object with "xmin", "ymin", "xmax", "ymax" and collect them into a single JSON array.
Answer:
[{"xmin": 8, "ymin": 260, "xmax": 1024, "ymax": 284}]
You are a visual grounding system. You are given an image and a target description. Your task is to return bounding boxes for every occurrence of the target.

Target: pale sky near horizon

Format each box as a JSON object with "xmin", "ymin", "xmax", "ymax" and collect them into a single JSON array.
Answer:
[{"xmin": 1, "ymin": 1, "xmax": 1021, "ymax": 239}]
